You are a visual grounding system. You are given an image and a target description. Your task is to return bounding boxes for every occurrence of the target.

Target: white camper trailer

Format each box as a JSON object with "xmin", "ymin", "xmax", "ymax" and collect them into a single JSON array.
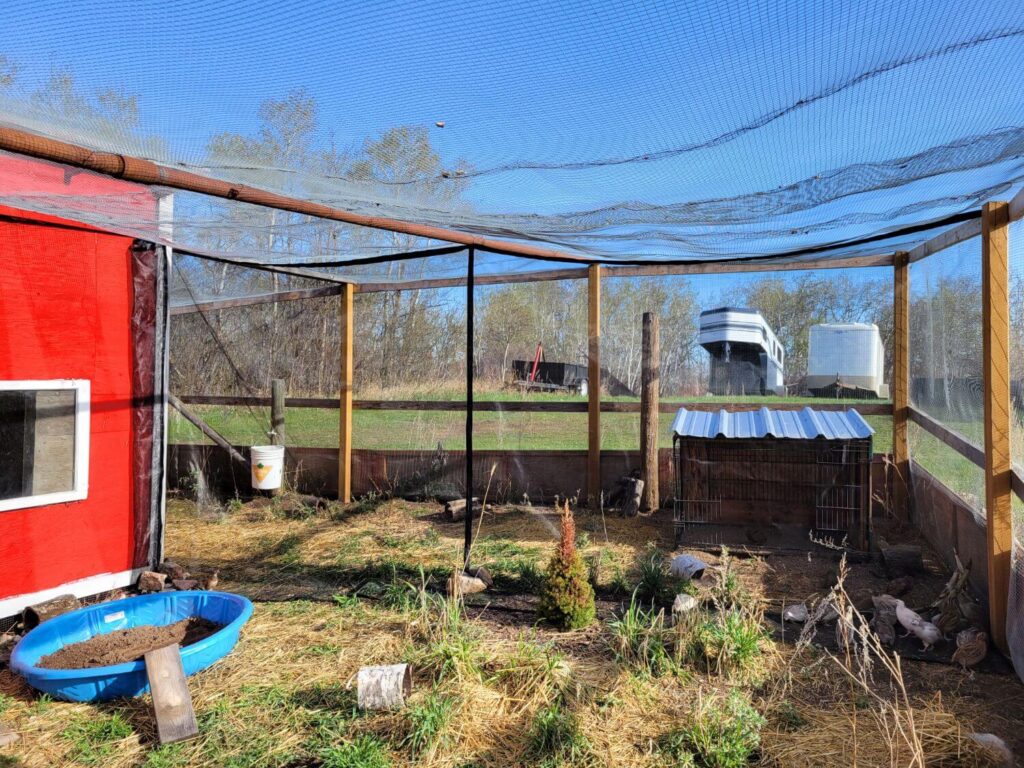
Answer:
[
  {"xmin": 806, "ymin": 323, "xmax": 889, "ymax": 398},
  {"xmin": 698, "ymin": 307, "xmax": 785, "ymax": 396}
]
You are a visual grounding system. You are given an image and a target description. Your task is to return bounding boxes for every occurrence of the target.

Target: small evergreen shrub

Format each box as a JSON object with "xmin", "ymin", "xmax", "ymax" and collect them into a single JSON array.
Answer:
[{"xmin": 538, "ymin": 502, "xmax": 596, "ymax": 630}]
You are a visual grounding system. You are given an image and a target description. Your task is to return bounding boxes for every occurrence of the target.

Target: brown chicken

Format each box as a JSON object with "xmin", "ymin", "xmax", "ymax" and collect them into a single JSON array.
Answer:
[
  {"xmin": 952, "ymin": 628, "xmax": 988, "ymax": 669},
  {"xmin": 197, "ymin": 569, "xmax": 220, "ymax": 590}
]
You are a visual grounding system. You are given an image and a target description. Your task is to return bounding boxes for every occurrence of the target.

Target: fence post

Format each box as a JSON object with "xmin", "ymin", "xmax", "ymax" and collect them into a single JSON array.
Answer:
[
  {"xmin": 270, "ymin": 378, "xmax": 286, "ymax": 496},
  {"xmin": 981, "ymin": 200, "xmax": 1011, "ymax": 654},
  {"xmin": 339, "ymin": 283, "xmax": 355, "ymax": 504},
  {"xmin": 892, "ymin": 250, "xmax": 910, "ymax": 520},
  {"xmin": 640, "ymin": 312, "xmax": 660, "ymax": 512},
  {"xmin": 270, "ymin": 379, "xmax": 286, "ymax": 447},
  {"xmin": 587, "ymin": 265, "xmax": 602, "ymax": 507}
]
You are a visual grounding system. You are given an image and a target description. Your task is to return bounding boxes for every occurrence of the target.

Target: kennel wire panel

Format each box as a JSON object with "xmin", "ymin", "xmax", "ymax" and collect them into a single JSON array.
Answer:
[{"xmin": 673, "ymin": 436, "xmax": 872, "ymax": 550}]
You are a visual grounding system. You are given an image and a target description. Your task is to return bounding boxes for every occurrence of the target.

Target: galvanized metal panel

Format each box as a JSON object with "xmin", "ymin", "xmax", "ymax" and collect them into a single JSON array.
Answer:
[{"xmin": 670, "ymin": 406, "xmax": 873, "ymax": 440}]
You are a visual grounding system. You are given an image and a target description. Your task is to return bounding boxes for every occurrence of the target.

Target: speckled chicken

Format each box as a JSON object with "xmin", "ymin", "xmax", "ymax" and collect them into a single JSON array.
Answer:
[
  {"xmin": 952, "ymin": 627, "xmax": 988, "ymax": 669},
  {"xmin": 197, "ymin": 569, "xmax": 219, "ymax": 590},
  {"xmin": 895, "ymin": 599, "xmax": 943, "ymax": 651}
]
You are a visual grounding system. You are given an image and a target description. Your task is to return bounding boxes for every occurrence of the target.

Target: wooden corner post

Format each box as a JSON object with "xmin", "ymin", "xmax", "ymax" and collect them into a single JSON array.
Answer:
[
  {"xmin": 640, "ymin": 312, "xmax": 660, "ymax": 512},
  {"xmin": 981, "ymin": 200, "xmax": 1011, "ymax": 654},
  {"xmin": 339, "ymin": 282, "xmax": 355, "ymax": 503},
  {"xmin": 892, "ymin": 250, "xmax": 910, "ymax": 520},
  {"xmin": 587, "ymin": 265, "xmax": 602, "ymax": 507}
]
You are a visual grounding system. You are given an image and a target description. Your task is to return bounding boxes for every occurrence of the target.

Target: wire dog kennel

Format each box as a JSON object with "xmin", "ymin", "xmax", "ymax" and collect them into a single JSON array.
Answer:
[{"xmin": 672, "ymin": 407, "xmax": 873, "ymax": 551}]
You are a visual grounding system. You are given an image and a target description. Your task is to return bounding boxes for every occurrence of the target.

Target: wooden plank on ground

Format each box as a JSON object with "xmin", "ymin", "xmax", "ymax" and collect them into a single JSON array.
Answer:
[
  {"xmin": 144, "ymin": 644, "xmax": 198, "ymax": 745},
  {"xmin": 981, "ymin": 200, "xmax": 1012, "ymax": 654}
]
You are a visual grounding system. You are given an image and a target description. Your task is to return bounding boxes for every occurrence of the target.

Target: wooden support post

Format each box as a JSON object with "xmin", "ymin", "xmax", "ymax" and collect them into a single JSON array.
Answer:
[
  {"xmin": 981, "ymin": 200, "xmax": 1011, "ymax": 654},
  {"xmin": 270, "ymin": 378, "xmax": 285, "ymax": 496},
  {"xmin": 892, "ymin": 251, "xmax": 910, "ymax": 520},
  {"xmin": 587, "ymin": 265, "xmax": 601, "ymax": 508},
  {"xmin": 640, "ymin": 312, "xmax": 660, "ymax": 513},
  {"xmin": 338, "ymin": 283, "xmax": 354, "ymax": 503}
]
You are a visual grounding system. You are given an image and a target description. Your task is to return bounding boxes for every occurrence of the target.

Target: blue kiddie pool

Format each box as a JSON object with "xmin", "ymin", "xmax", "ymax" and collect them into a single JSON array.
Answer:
[{"xmin": 10, "ymin": 591, "xmax": 253, "ymax": 702}]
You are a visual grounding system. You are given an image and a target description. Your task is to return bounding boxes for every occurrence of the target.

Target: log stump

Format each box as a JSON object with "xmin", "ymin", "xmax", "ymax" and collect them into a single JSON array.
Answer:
[{"xmin": 23, "ymin": 594, "xmax": 82, "ymax": 629}]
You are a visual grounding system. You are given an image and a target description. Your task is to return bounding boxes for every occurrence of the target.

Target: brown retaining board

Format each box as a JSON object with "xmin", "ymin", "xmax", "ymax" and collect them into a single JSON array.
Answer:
[
  {"xmin": 909, "ymin": 460, "xmax": 989, "ymax": 602},
  {"xmin": 169, "ymin": 443, "xmax": 891, "ymax": 515}
]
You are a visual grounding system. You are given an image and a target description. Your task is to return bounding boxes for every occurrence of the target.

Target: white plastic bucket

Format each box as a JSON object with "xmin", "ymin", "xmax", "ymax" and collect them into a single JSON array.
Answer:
[{"xmin": 250, "ymin": 445, "xmax": 284, "ymax": 490}]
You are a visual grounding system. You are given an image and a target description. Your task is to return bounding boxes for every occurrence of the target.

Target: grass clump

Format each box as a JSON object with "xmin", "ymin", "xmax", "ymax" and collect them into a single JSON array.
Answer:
[
  {"xmin": 660, "ymin": 690, "xmax": 765, "ymax": 768},
  {"xmin": 608, "ymin": 591, "xmax": 679, "ymax": 678},
  {"xmin": 538, "ymin": 502, "xmax": 596, "ymax": 630},
  {"xmin": 526, "ymin": 700, "xmax": 596, "ymax": 767},
  {"xmin": 686, "ymin": 608, "xmax": 766, "ymax": 679},
  {"xmin": 60, "ymin": 712, "xmax": 134, "ymax": 765},
  {"xmin": 319, "ymin": 734, "xmax": 392, "ymax": 768},
  {"xmin": 406, "ymin": 588, "xmax": 484, "ymax": 682},
  {"xmin": 403, "ymin": 691, "xmax": 457, "ymax": 758}
]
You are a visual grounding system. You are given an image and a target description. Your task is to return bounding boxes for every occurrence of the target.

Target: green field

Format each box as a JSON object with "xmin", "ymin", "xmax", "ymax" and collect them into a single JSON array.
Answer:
[{"xmin": 170, "ymin": 392, "xmax": 894, "ymax": 453}]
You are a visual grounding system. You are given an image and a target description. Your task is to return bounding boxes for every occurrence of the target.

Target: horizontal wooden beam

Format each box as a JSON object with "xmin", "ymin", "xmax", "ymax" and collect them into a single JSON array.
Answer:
[
  {"xmin": 907, "ymin": 218, "xmax": 982, "ymax": 263},
  {"xmin": 1010, "ymin": 185, "xmax": 1024, "ymax": 224},
  {"xmin": 908, "ymin": 405, "xmax": 985, "ymax": 468},
  {"xmin": 176, "ymin": 394, "xmax": 891, "ymax": 416},
  {"xmin": 169, "ymin": 285, "xmax": 345, "ymax": 315},
  {"xmin": 1012, "ymin": 466, "xmax": 1024, "ymax": 503}
]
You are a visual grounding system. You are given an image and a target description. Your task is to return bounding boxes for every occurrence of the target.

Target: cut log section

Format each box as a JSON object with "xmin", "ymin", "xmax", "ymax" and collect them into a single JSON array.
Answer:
[
  {"xmin": 22, "ymin": 594, "xmax": 82, "ymax": 629},
  {"xmin": 881, "ymin": 544, "xmax": 924, "ymax": 576},
  {"xmin": 357, "ymin": 663, "xmax": 412, "ymax": 711},
  {"xmin": 447, "ymin": 573, "xmax": 488, "ymax": 597},
  {"xmin": 445, "ymin": 498, "xmax": 488, "ymax": 521},
  {"xmin": 144, "ymin": 644, "xmax": 199, "ymax": 745}
]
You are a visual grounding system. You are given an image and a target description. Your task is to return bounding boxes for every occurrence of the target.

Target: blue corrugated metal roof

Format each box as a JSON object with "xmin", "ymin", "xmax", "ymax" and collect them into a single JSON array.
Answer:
[{"xmin": 670, "ymin": 406, "xmax": 874, "ymax": 440}]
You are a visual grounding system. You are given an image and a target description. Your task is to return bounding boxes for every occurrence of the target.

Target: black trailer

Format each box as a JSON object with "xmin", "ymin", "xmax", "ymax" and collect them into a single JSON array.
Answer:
[{"xmin": 511, "ymin": 359, "xmax": 589, "ymax": 396}]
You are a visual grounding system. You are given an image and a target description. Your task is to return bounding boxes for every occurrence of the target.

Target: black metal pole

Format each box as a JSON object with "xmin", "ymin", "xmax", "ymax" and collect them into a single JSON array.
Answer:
[{"xmin": 464, "ymin": 247, "xmax": 475, "ymax": 569}]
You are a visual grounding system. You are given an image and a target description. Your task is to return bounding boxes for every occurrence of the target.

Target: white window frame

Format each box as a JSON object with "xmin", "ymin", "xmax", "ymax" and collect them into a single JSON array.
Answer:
[{"xmin": 0, "ymin": 379, "xmax": 90, "ymax": 512}]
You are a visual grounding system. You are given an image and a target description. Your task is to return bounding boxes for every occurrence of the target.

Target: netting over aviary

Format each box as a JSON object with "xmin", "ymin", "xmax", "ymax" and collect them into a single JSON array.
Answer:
[{"xmin": 1, "ymin": 0, "xmax": 1023, "ymax": 285}]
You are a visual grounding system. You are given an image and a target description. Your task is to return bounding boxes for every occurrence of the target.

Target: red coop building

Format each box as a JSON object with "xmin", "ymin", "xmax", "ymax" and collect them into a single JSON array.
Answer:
[{"xmin": 0, "ymin": 154, "xmax": 169, "ymax": 617}]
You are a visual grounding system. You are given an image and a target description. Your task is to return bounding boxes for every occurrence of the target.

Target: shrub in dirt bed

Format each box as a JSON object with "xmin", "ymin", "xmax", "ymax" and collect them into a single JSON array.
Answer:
[
  {"xmin": 660, "ymin": 690, "xmax": 765, "ymax": 768},
  {"xmin": 538, "ymin": 501, "xmax": 596, "ymax": 630}
]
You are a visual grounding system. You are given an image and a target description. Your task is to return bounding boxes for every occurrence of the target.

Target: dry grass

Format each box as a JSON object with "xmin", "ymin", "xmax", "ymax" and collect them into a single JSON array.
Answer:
[{"xmin": 0, "ymin": 499, "xmax": 1017, "ymax": 768}]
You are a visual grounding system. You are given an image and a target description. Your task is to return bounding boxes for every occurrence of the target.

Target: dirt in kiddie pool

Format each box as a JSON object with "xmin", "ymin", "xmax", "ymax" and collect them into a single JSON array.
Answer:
[{"xmin": 36, "ymin": 617, "xmax": 223, "ymax": 669}]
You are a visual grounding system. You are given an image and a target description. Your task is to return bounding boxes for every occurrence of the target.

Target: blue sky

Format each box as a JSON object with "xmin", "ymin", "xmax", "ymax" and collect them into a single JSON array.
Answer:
[{"xmin": 2, "ymin": 0, "xmax": 1022, "ymax": 268}]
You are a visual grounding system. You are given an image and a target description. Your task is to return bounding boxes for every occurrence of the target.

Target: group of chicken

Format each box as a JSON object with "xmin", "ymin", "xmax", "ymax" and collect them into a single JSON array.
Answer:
[{"xmin": 870, "ymin": 591, "xmax": 988, "ymax": 669}]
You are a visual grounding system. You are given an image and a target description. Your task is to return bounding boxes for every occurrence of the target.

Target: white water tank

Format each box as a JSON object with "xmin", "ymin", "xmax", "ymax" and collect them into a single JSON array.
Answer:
[{"xmin": 806, "ymin": 323, "xmax": 888, "ymax": 398}]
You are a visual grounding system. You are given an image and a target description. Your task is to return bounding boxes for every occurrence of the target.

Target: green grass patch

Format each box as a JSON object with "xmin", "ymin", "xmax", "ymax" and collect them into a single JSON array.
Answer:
[
  {"xmin": 659, "ymin": 690, "xmax": 765, "ymax": 768},
  {"xmin": 60, "ymin": 712, "xmax": 134, "ymax": 766},
  {"xmin": 169, "ymin": 395, "xmax": 893, "ymax": 452}
]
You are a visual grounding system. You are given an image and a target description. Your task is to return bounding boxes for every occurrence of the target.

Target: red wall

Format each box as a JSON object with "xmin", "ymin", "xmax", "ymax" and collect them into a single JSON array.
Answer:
[{"xmin": 0, "ymin": 204, "xmax": 138, "ymax": 600}]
